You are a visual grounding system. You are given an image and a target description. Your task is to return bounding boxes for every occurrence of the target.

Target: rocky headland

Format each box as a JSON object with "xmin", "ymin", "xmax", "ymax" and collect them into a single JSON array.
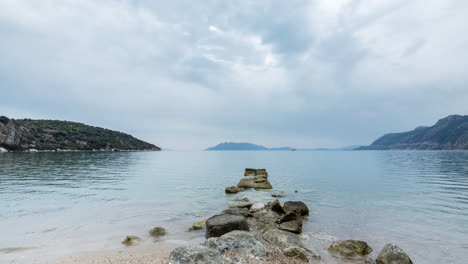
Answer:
[{"xmin": 0, "ymin": 116, "xmax": 160, "ymax": 152}]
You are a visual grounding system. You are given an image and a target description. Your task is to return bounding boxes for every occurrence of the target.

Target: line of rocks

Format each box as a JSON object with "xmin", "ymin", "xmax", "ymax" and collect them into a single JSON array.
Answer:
[{"xmin": 225, "ymin": 168, "xmax": 273, "ymax": 194}]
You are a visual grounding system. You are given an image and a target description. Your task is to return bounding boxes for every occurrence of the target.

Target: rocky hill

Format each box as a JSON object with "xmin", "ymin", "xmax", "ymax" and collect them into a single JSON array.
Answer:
[
  {"xmin": 358, "ymin": 115, "xmax": 468, "ymax": 150},
  {"xmin": 0, "ymin": 116, "xmax": 160, "ymax": 151}
]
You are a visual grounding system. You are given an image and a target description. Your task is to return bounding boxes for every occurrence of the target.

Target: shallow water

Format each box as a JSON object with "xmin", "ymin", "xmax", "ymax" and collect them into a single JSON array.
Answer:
[{"xmin": 0, "ymin": 151, "xmax": 467, "ymax": 263}]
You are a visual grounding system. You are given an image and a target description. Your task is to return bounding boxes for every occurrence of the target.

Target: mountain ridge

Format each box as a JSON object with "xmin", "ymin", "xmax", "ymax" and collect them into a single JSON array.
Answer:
[{"xmin": 358, "ymin": 115, "xmax": 468, "ymax": 150}]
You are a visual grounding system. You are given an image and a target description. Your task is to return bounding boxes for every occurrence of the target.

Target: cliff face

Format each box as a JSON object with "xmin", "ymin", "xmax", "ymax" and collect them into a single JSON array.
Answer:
[
  {"xmin": 359, "ymin": 115, "xmax": 468, "ymax": 150},
  {"xmin": 0, "ymin": 116, "xmax": 160, "ymax": 151}
]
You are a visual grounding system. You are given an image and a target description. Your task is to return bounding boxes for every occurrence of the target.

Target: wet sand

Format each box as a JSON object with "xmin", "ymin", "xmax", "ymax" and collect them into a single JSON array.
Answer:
[{"xmin": 4, "ymin": 243, "xmax": 178, "ymax": 264}]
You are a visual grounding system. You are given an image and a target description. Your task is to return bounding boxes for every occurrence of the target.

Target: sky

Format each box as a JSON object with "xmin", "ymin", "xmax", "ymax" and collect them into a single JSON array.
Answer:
[{"xmin": 1, "ymin": 0, "xmax": 468, "ymax": 150}]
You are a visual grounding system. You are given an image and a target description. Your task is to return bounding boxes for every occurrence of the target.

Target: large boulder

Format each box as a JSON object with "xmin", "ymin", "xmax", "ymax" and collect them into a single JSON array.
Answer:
[
  {"xmin": 244, "ymin": 171, "xmax": 256, "ymax": 176},
  {"xmin": 221, "ymin": 208, "xmax": 251, "ymax": 217},
  {"xmin": 149, "ymin": 227, "xmax": 166, "ymax": 237},
  {"xmin": 284, "ymin": 246, "xmax": 321, "ymax": 262},
  {"xmin": 206, "ymin": 214, "xmax": 249, "ymax": 238},
  {"xmin": 283, "ymin": 201, "xmax": 309, "ymax": 216},
  {"xmin": 251, "ymin": 208, "xmax": 280, "ymax": 233},
  {"xmin": 262, "ymin": 229, "xmax": 303, "ymax": 249},
  {"xmin": 168, "ymin": 245, "xmax": 234, "ymax": 264},
  {"xmin": 279, "ymin": 220, "xmax": 303, "ymax": 234},
  {"xmin": 277, "ymin": 211, "xmax": 301, "ymax": 224},
  {"xmin": 254, "ymin": 180, "xmax": 273, "ymax": 189},
  {"xmin": 225, "ymin": 186, "xmax": 240, "ymax": 194},
  {"xmin": 376, "ymin": 244, "xmax": 413, "ymax": 264},
  {"xmin": 204, "ymin": 230, "xmax": 268, "ymax": 257},
  {"xmin": 328, "ymin": 240, "xmax": 373, "ymax": 261},
  {"xmin": 237, "ymin": 178, "xmax": 255, "ymax": 188}
]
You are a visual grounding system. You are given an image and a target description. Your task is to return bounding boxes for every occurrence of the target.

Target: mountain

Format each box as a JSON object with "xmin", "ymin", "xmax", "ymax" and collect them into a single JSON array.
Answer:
[
  {"xmin": 205, "ymin": 142, "xmax": 269, "ymax": 150},
  {"xmin": 0, "ymin": 116, "xmax": 160, "ymax": 151},
  {"xmin": 358, "ymin": 115, "xmax": 468, "ymax": 150}
]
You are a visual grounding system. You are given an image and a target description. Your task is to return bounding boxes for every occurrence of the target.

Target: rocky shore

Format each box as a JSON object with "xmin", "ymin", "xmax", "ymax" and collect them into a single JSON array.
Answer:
[{"xmin": 120, "ymin": 168, "xmax": 414, "ymax": 264}]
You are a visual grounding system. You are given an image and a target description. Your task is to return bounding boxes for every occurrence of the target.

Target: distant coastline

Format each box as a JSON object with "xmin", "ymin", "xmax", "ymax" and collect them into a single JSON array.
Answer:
[{"xmin": 205, "ymin": 142, "xmax": 361, "ymax": 151}]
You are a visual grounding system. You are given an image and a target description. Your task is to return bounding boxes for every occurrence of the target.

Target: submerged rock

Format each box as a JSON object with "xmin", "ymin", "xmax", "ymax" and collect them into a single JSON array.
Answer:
[
  {"xmin": 188, "ymin": 219, "xmax": 207, "ymax": 231},
  {"xmin": 283, "ymin": 201, "xmax": 309, "ymax": 216},
  {"xmin": 279, "ymin": 220, "xmax": 303, "ymax": 234},
  {"xmin": 228, "ymin": 203, "xmax": 253, "ymax": 209},
  {"xmin": 149, "ymin": 227, "xmax": 166, "ymax": 237},
  {"xmin": 237, "ymin": 178, "xmax": 255, "ymax": 188},
  {"xmin": 168, "ymin": 245, "xmax": 234, "ymax": 264},
  {"xmin": 376, "ymin": 244, "xmax": 413, "ymax": 264},
  {"xmin": 284, "ymin": 246, "xmax": 321, "ymax": 262},
  {"xmin": 225, "ymin": 186, "xmax": 240, "ymax": 194},
  {"xmin": 204, "ymin": 230, "xmax": 268, "ymax": 257},
  {"xmin": 328, "ymin": 240, "xmax": 373, "ymax": 261},
  {"xmin": 206, "ymin": 214, "xmax": 249, "ymax": 238},
  {"xmin": 272, "ymin": 193, "xmax": 285, "ymax": 198},
  {"xmin": 121, "ymin": 236, "xmax": 142, "ymax": 246},
  {"xmin": 221, "ymin": 208, "xmax": 251, "ymax": 217},
  {"xmin": 249, "ymin": 203, "xmax": 265, "ymax": 213}
]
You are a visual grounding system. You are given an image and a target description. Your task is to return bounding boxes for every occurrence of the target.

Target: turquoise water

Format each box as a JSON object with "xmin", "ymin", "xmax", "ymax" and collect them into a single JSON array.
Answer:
[{"xmin": 0, "ymin": 151, "xmax": 467, "ymax": 263}]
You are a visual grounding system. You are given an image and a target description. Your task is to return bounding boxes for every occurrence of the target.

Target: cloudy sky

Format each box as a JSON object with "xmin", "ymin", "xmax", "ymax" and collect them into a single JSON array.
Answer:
[{"xmin": 1, "ymin": 0, "xmax": 467, "ymax": 150}]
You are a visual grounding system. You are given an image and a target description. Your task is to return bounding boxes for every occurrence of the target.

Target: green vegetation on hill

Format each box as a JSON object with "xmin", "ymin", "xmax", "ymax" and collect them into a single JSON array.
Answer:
[{"xmin": 0, "ymin": 117, "xmax": 160, "ymax": 151}]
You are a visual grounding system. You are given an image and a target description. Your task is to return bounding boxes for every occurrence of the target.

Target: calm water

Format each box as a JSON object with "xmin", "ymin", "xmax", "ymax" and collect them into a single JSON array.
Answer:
[{"xmin": 0, "ymin": 151, "xmax": 467, "ymax": 263}]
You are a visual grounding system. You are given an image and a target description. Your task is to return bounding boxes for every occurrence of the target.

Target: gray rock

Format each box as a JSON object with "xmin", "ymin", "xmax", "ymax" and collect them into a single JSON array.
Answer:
[
  {"xmin": 279, "ymin": 220, "xmax": 303, "ymax": 234},
  {"xmin": 262, "ymin": 229, "xmax": 303, "ymax": 249},
  {"xmin": 0, "ymin": 147, "xmax": 8, "ymax": 153},
  {"xmin": 121, "ymin": 236, "xmax": 142, "ymax": 246},
  {"xmin": 206, "ymin": 214, "xmax": 249, "ymax": 238},
  {"xmin": 249, "ymin": 203, "xmax": 265, "ymax": 213},
  {"xmin": 328, "ymin": 240, "xmax": 373, "ymax": 261},
  {"xmin": 254, "ymin": 180, "xmax": 273, "ymax": 189},
  {"xmin": 284, "ymin": 246, "xmax": 321, "ymax": 262},
  {"xmin": 149, "ymin": 227, "xmax": 166, "ymax": 237},
  {"xmin": 168, "ymin": 245, "xmax": 234, "ymax": 264},
  {"xmin": 225, "ymin": 186, "xmax": 240, "ymax": 194},
  {"xmin": 251, "ymin": 209, "xmax": 280, "ymax": 233},
  {"xmin": 221, "ymin": 208, "xmax": 251, "ymax": 217},
  {"xmin": 283, "ymin": 201, "xmax": 309, "ymax": 216},
  {"xmin": 245, "ymin": 168, "xmax": 256, "ymax": 172},
  {"xmin": 237, "ymin": 178, "xmax": 255, "ymax": 188},
  {"xmin": 268, "ymin": 199, "xmax": 286, "ymax": 215},
  {"xmin": 376, "ymin": 244, "xmax": 413, "ymax": 264},
  {"xmin": 277, "ymin": 211, "xmax": 301, "ymax": 224},
  {"xmin": 244, "ymin": 171, "xmax": 256, "ymax": 176},
  {"xmin": 204, "ymin": 230, "xmax": 268, "ymax": 257},
  {"xmin": 231, "ymin": 197, "xmax": 249, "ymax": 202}
]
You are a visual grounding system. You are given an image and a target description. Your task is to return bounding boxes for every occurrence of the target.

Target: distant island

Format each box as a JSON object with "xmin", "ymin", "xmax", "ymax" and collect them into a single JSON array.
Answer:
[
  {"xmin": 358, "ymin": 115, "xmax": 468, "ymax": 150},
  {"xmin": 205, "ymin": 142, "xmax": 360, "ymax": 151},
  {"xmin": 0, "ymin": 116, "xmax": 160, "ymax": 152}
]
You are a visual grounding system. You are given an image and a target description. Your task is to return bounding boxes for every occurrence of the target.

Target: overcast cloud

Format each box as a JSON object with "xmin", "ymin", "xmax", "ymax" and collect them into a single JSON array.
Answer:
[{"xmin": 1, "ymin": 0, "xmax": 467, "ymax": 150}]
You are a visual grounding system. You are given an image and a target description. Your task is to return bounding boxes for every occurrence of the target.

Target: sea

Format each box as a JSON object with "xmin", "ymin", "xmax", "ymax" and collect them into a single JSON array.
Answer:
[{"xmin": 0, "ymin": 151, "xmax": 467, "ymax": 263}]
